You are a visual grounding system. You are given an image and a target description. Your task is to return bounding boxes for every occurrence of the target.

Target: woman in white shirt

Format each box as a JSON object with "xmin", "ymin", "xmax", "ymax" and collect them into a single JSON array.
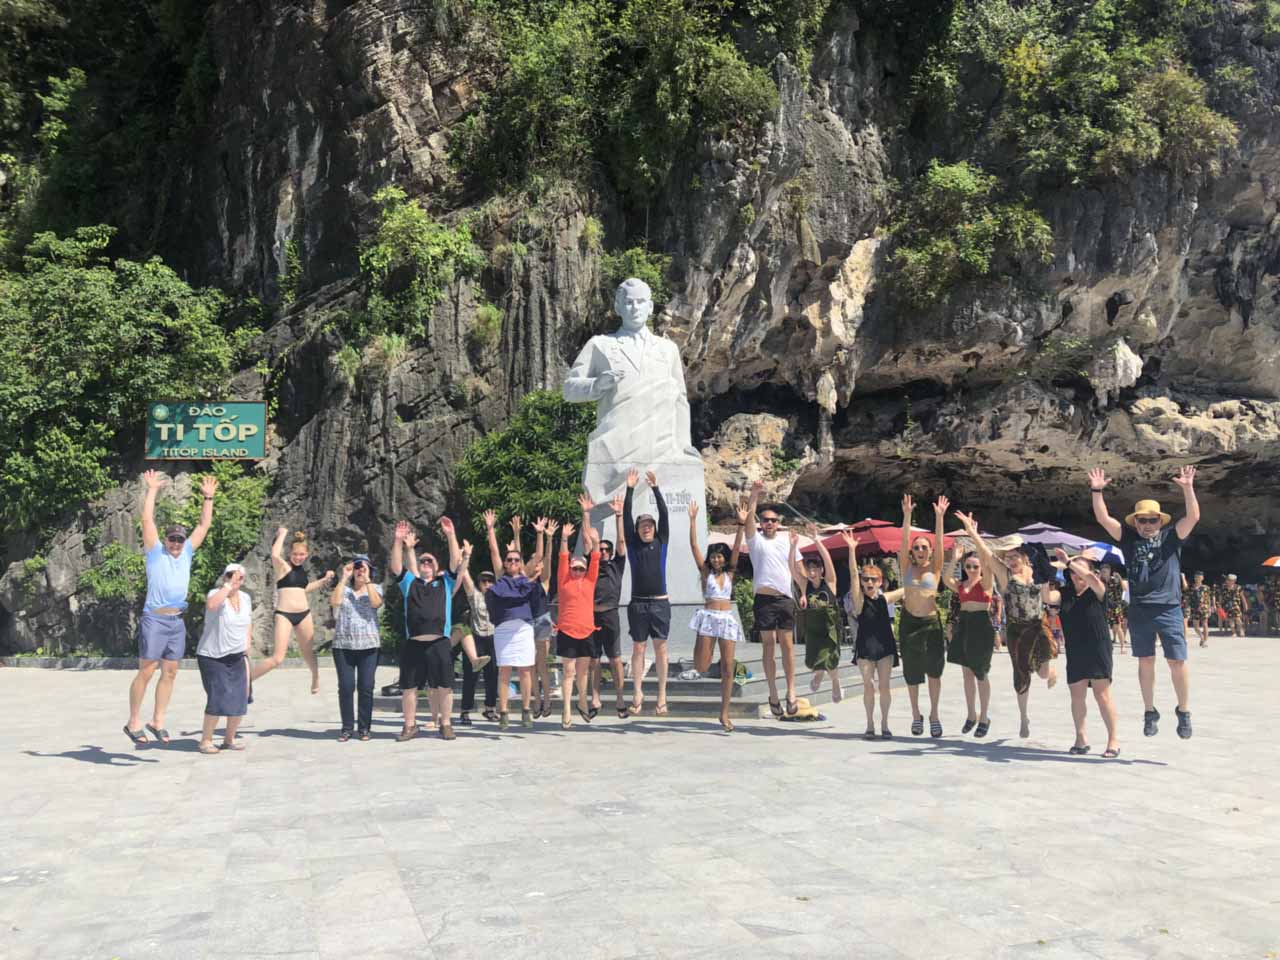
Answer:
[{"xmin": 196, "ymin": 563, "xmax": 253, "ymax": 754}]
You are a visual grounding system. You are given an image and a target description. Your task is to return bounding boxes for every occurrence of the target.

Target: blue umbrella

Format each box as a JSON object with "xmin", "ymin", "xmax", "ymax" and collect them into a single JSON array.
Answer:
[
  {"xmin": 1015, "ymin": 522, "xmax": 1096, "ymax": 551},
  {"xmin": 1089, "ymin": 542, "xmax": 1125, "ymax": 566}
]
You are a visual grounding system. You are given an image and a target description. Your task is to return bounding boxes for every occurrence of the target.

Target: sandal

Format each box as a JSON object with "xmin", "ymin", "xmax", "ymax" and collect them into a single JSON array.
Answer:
[
  {"xmin": 1102, "ymin": 747, "xmax": 1120, "ymax": 759},
  {"xmin": 587, "ymin": 705, "xmax": 599, "ymax": 721},
  {"xmin": 123, "ymin": 725, "xmax": 149, "ymax": 746},
  {"xmin": 358, "ymin": 729, "xmax": 371, "ymax": 742},
  {"xmin": 911, "ymin": 716, "xmax": 923, "ymax": 736},
  {"xmin": 561, "ymin": 717, "xmax": 572, "ymax": 730},
  {"xmin": 768, "ymin": 699, "xmax": 784, "ymax": 719},
  {"xmin": 482, "ymin": 707, "xmax": 499, "ymax": 722},
  {"xmin": 721, "ymin": 718, "xmax": 735, "ymax": 733},
  {"xmin": 785, "ymin": 698, "xmax": 799, "ymax": 717},
  {"xmin": 616, "ymin": 703, "xmax": 629, "ymax": 719},
  {"xmin": 863, "ymin": 727, "xmax": 877, "ymax": 741},
  {"xmin": 628, "ymin": 700, "xmax": 644, "ymax": 716},
  {"xmin": 655, "ymin": 703, "xmax": 669, "ymax": 717},
  {"xmin": 1068, "ymin": 744, "xmax": 1091, "ymax": 755},
  {"xmin": 396, "ymin": 725, "xmax": 419, "ymax": 742},
  {"xmin": 576, "ymin": 705, "xmax": 593, "ymax": 724},
  {"xmin": 498, "ymin": 712, "xmax": 510, "ymax": 730},
  {"xmin": 974, "ymin": 719, "xmax": 990, "ymax": 738},
  {"xmin": 337, "ymin": 730, "xmax": 353, "ymax": 743},
  {"xmin": 440, "ymin": 724, "xmax": 456, "ymax": 741},
  {"xmin": 961, "ymin": 718, "xmax": 976, "ymax": 734},
  {"xmin": 880, "ymin": 728, "xmax": 893, "ymax": 740},
  {"xmin": 198, "ymin": 742, "xmax": 219, "ymax": 755},
  {"xmin": 929, "ymin": 719, "xmax": 942, "ymax": 738},
  {"xmin": 219, "ymin": 741, "xmax": 245, "ymax": 751},
  {"xmin": 145, "ymin": 723, "xmax": 170, "ymax": 745}
]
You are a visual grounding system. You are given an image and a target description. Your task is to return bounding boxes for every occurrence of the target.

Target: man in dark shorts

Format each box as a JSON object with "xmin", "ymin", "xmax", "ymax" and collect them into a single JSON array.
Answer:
[
  {"xmin": 586, "ymin": 492, "xmax": 628, "ymax": 718},
  {"xmin": 123, "ymin": 470, "xmax": 217, "ymax": 746},
  {"xmin": 745, "ymin": 479, "xmax": 800, "ymax": 717},
  {"xmin": 389, "ymin": 517, "xmax": 466, "ymax": 741},
  {"xmin": 1089, "ymin": 465, "xmax": 1199, "ymax": 739},
  {"xmin": 623, "ymin": 468, "xmax": 671, "ymax": 715}
]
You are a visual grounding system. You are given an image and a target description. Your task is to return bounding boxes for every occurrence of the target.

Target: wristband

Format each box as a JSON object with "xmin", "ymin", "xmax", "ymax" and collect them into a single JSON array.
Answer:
[
  {"xmin": 1089, "ymin": 487, "xmax": 1103, "ymax": 493},
  {"xmin": 203, "ymin": 496, "xmax": 214, "ymax": 500}
]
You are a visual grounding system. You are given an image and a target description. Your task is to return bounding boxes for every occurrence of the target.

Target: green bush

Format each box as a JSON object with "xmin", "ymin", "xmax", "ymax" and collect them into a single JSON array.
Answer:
[
  {"xmin": 733, "ymin": 576, "xmax": 755, "ymax": 636},
  {"xmin": 601, "ymin": 246, "xmax": 672, "ymax": 307},
  {"xmin": 455, "ymin": 390, "xmax": 596, "ymax": 550},
  {"xmin": 353, "ymin": 186, "xmax": 485, "ymax": 346},
  {"xmin": 696, "ymin": 40, "xmax": 779, "ymax": 131},
  {"xmin": 469, "ymin": 302, "xmax": 503, "ymax": 351},
  {"xmin": 79, "ymin": 541, "xmax": 146, "ymax": 600},
  {"xmin": 890, "ymin": 160, "xmax": 1053, "ymax": 307},
  {"xmin": 0, "ymin": 225, "xmax": 259, "ymax": 537}
]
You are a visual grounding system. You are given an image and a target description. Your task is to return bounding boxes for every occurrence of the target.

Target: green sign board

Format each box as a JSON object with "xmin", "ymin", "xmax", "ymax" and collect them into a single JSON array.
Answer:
[{"xmin": 146, "ymin": 402, "xmax": 267, "ymax": 460}]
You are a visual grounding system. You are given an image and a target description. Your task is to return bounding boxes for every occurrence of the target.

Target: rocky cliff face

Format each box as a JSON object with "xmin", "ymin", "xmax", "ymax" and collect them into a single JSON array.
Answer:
[{"xmin": 3, "ymin": 0, "xmax": 1278, "ymax": 653}]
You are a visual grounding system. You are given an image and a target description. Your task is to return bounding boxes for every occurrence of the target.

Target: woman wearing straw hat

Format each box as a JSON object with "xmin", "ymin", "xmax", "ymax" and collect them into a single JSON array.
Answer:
[{"xmin": 1088, "ymin": 466, "xmax": 1199, "ymax": 740}]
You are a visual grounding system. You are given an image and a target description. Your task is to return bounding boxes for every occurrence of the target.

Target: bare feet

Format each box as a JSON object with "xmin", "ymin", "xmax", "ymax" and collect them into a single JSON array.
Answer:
[{"xmin": 1020, "ymin": 717, "xmax": 1030, "ymax": 738}]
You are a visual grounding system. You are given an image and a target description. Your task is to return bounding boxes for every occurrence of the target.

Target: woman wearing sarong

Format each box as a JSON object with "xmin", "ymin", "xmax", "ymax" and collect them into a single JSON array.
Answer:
[
  {"xmin": 945, "ymin": 512, "xmax": 997, "ymax": 738},
  {"xmin": 897, "ymin": 494, "xmax": 948, "ymax": 737},
  {"xmin": 795, "ymin": 524, "xmax": 842, "ymax": 704},
  {"xmin": 843, "ymin": 533, "xmax": 902, "ymax": 739},
  {"xmin": 975, "ymin": 535, "xmax": 1058, "ymax": 739}
]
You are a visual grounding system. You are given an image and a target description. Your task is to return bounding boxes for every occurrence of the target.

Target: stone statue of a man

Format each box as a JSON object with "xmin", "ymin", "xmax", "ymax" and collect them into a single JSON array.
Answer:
[{"xmin": 563, "ymin": 278, "xmax": 702, "ymax": 500}]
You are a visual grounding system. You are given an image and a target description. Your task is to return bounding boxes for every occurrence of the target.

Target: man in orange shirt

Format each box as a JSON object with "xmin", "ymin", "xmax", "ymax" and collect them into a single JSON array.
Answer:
[{"xmin": 556, "ymin": 502, "xmax": 602, "ymax": 729}]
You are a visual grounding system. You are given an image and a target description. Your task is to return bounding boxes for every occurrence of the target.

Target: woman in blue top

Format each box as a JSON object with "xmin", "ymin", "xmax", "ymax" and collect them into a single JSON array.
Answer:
[
  {"xmin": 484, "ymin": 509, "xmax": 546, "ymax": 730},
  {"xmin": 329, "ymin": 554, "xmax": 383, "ymax": 741}
]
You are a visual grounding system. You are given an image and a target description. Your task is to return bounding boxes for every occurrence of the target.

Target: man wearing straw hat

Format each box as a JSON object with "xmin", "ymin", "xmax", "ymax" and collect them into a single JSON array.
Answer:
[{"xmin": 1087, "ymin": 466, "xmax": 1199, "ymax": 739}]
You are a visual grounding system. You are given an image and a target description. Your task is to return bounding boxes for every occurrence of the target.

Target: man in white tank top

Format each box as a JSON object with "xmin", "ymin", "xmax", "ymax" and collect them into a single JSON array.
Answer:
[{"xmin": 745, "ymin": 480, "xmax": 800, "ymax": 717}]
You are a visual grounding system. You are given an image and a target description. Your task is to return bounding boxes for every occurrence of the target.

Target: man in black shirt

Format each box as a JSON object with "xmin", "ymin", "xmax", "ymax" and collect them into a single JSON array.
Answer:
[
  {"xmin": 585, "ymin": 492, "xmax": 629, "ymax": 718},
  {"xmin": 624, "ymin": 468, "xmax": 671, "ymax": 715}
]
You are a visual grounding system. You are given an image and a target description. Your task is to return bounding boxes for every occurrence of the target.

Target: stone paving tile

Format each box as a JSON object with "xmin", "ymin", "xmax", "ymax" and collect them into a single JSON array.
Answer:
[{"xmin": 1, "ymin": 638, "xmax": 1276, "ymax": 959}]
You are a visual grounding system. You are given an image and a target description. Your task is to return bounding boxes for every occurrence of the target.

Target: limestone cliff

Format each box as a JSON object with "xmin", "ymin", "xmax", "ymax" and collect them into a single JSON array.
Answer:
[{"xmin": 3, "ymin": 0, "xmax": 1279, "ymax": 653}]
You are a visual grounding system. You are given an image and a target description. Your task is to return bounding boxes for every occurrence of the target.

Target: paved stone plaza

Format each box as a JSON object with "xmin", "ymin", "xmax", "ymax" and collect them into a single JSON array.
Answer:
[{"xmin": 1, "ymin": 637, "xmax": 1276, "ymax": 960}]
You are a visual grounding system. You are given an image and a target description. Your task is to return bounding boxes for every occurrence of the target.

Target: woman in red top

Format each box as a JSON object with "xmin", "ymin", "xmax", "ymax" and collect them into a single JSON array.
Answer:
[
  {"xmin": 944, "ymin": 512, "xmax": 998, "ymax": 738},
  {"xmin": 556, "ymin": 504, "xmax": 602, "ymax": 729}
]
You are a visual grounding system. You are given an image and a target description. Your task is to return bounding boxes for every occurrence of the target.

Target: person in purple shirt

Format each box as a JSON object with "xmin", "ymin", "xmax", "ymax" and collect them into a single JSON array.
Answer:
[{"xmin": 123, "ymin": 470, "xmax": 216, "ymax": 746}]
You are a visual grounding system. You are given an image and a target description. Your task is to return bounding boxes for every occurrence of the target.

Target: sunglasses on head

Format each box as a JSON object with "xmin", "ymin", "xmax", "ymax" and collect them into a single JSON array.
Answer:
[{"xmin": 1135, "ymin": 516, "xmax": 1161, "ymax": 525}]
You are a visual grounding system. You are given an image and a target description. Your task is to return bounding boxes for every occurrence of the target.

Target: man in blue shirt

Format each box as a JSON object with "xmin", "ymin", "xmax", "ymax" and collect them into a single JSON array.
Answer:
[
  {"xmin": 123, "ymin": 470, "xmax": 216, "ymax": 745},
  {"xmin": 1089, "ymin": 465, "xmax": 1200, "ymax": 739},
  {"xmin": 389, "ymin": 517, "xmax": 467, "ymax": 741}
]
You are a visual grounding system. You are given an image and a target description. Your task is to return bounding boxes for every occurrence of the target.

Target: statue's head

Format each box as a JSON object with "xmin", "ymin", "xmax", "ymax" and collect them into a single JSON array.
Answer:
[{"xmin": 614, "ymin": 278, "xmax": 653, "ymax": 332}]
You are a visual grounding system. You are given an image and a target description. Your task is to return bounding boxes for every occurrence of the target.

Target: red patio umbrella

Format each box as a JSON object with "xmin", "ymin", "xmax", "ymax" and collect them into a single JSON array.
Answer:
[{"xmin": 799, "ymin": 518, "xmax": 955, "ymax": 560}]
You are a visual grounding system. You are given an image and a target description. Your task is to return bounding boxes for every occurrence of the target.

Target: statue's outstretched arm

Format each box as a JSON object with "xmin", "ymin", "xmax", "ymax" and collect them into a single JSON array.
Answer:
[{"xmin": 564, "ymin": 340, "xmax": 605, "ymax": 402}]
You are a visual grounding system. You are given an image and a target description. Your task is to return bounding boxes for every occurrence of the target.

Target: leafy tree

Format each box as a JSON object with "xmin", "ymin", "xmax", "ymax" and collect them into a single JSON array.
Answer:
[
  {"xmin": 601, "ymin": 246, "xmax": 672, "ymax": 307},
  {"xmin": 890, "ymin": 160, "xmax": 1053, "ymax": 308},
  {"xmin": 0, "ymin": 225, "xmax": 258, "ymax": 536},
  {"xmin": 455, "ymin": 390, "xmax": 596, "ymax": 551}
]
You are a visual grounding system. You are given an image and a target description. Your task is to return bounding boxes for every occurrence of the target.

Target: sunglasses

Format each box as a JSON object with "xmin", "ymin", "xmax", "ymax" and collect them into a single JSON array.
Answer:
[
  {"xmin": 352, "ymin": 561, "xmax": 367, "ymax": 569},
  {"xmin": 504, "ymin": 555, "xmax": 522, "ymax": 563},
  {"xmin": 860, "ymin": 577, "xmax": 881, "ymax": 584},
  {"xmin": 570, "ymin": 565, "xmax": 587, "ymax": 572},
  {"xmin": 1045, "ymin": 604, "xmax": 1060, "ymax": 611},
  {"xmin": 166, "ymin": 535, "xmax": 186, "ymax": 544},
  {"xmin": 1135, "ymin": 516, "xmax": 1161, "ymax": 525},
  {"xmin": 420, "ymin": 557, "xmax": 438, "ymax": 567},
  {"xmin": 759, "ymin": 517, "xmax": 780, "ymax": 523}
]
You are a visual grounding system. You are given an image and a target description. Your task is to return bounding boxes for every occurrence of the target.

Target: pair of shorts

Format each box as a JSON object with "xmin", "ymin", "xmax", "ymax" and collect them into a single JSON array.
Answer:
[
  {"xmin": 400, "ymin": 637, "xmax": 454, "ymax": 690},
  {"xmin": 628, "ymin": 598, "xmax": 671, "ymax": 643},
  {"xmin": 138, "ymin": 611, "xmax": 187, "ymax": 661},
  {"xmin": 754, "ymin": 594, "xmax": 795, "ymax": 632},
  {"xmin": 556, "ymin": 632, "xmax": 594, "ymax": 659},
  {"xmin": 198, "ymin": 652, "xmax": 248, "ymax": 717},
  {"xmin": 1127, "ymin": 604, "xmax": 1188, "ymax": 661},
  {"xmin": 948, "ymin": 610, "xmax": 996, "ymax": 680},
  {"xmin": 899, "ymin": 609, "xmax": 945, "ymax": 685},
  {"xmin": 593, "ymin": 609, "xmax": 622, "ymax": 659}
]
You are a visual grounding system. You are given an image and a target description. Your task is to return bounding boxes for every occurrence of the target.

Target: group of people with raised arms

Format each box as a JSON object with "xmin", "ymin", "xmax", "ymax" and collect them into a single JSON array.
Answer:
[{"xmin": 120, "ymin": 463, "xmax": 1202, "ymax": 757}]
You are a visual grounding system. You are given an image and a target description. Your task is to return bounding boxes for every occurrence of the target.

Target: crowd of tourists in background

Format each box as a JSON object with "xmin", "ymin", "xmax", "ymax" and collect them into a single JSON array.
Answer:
[{"xmin": 115, "ymin": 462, "xmax": 1272, "ymax": 760}]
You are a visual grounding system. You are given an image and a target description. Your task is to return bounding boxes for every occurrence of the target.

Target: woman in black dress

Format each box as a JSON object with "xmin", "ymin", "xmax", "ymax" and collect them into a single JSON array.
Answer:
[
  {"xmin": 1055, "ymin": 549, "xmax": 1119, "ymax": 758},
  {"xmin": 842, "ymin": 532, "xmax": 903, "ymax": 740}
]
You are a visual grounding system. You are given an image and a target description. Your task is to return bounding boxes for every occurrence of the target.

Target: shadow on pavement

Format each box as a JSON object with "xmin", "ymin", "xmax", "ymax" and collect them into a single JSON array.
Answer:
[
  {"xmin": 23, "ymin": 744, "xmax": 160, "ymax": 765},
  {"xmin": 870, "ymin": 736, "xmax": 1166, "ymax": 766}
]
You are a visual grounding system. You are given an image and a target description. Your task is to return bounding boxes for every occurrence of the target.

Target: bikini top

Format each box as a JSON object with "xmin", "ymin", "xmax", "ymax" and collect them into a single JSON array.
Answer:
[
  {"xmin": 704, "ymin": 571, "xmax": 733, "ymax": 601},
  {"xmin": 957, "ymin": 579, "xmax": 992, "ymax": 604},
  {"xmin": 904, "ymin": 565, "xmax": 937, "ymax": 591},
  {"xmin": 276, "ymin": 563, "xmax": 309, "ymax": 590}
]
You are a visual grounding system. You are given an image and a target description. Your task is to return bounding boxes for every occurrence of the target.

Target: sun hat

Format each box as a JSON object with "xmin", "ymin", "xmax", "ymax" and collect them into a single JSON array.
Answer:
[
  {"xmin": 570, "ymin": 556, "xmax": 588, "ymax": 570},
  {"xmin": 1125, "ymin": 499, "xmax": 1171, "ymax": 528}
]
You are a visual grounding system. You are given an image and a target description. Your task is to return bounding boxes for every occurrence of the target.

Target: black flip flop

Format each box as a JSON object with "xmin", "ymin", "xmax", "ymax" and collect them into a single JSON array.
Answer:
[
  {"xmin": 785, "ymin": 698, "xmax": 799, "ymax": 717},
  {"xmin": 588, "ymin": 705, "xmax": 599, "ymax": 721},
  {"xmin": 1102, "ymin": 747, "xmax": 1120, "ymax": 759},
  {"xmin": 1068, "ymin": 744, "xmax": 1091, "ymax": 755},
  {"xmin": 576, "ymin": 705, "xmax": 593, "ymax": 724},
  {"xmin": 929, "ymin": 719, "xmax": 942, "ymax": 738},
  {"xmin": 769, "ymin": 699, "xmax": 784, "ymax": 719},
  {"xmin": 974, "ymin": 719, "xmax": 990, "ymax": 738},
  {"xmin": 616, "ymin": 703, "xmax": 629, "ymax": 719},
  {"xmin": 145, "ymin": 723, "xmax": 170, "ymax": 744},
  {"xmin": 123, "ymin": 724, "xmax": 149, "ymax": 746},
  {"xmin": 911, "ymin": 717, "xmax": 923, "ymax": 736}
]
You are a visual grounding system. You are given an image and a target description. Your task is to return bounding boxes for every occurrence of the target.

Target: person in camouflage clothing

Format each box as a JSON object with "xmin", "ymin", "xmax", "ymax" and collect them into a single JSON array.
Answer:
[
  {"xmin": 1184, "ymin": 571, "xmax": 1213, "ymax": 648},
  {"xmin": 1261, "ymin": 575, "xmax": 1280, "ymax": 635},
  {"xmin": 1101, "ymin": 563, "xmax": 1128, "ymax": 653},
  {"xmin": 1217, "ymin": 574, "xmax": 1248, "ymax": 638}
]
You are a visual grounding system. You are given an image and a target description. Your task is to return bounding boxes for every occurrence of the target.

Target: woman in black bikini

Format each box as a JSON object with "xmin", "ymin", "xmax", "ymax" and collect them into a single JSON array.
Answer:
[{"xmin": 254, "ymin": 528, "xmax": 334, "ymax": 693}]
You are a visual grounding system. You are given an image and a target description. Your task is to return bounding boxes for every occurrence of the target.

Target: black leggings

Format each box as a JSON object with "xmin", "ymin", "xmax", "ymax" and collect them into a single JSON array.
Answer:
[{"xmin": 462, "ymin": 634, "xmax": 497, "ymax": 710}]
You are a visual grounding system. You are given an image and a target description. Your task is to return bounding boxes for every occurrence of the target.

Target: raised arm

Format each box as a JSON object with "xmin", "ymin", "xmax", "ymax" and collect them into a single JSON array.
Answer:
[
  {"xmin": 331, "ymin": 563, "xmax": 353, "ymax": 608},
  {"xmin": 810, "ymin": 524, "xmax": 837, "ymax": 592},
  {"xmin": 729, "ymin": 499, "xmax": 746, "ymax": 574},
  {"xmin": 611, "ymin": 493, "xmax": 626, "ymax": 558},
  {"xmin": 440, "ymin": 516, "xmax": 462, "ymax": 574},
  {"xmin": 788, "ymin": 529, "xmax": 806, "ymax": 591},
  {"xmin": 939, "ymin": 545, "xmax": 960, "ymax": 593},
  {"xmin": 452, "ymin": 540, "xmax": 472, "ymax": 596},
  {"xmin": 745, "ymin": 479, "xmax": 763, "ymax": 540},
  {"xmin": 389, "ymin": 520, "xmax": 408, "ymax": 578},
  {"xmin": 558, "ymin": 521, "xmax": 575, "ymax": 588},
  {"xmin": 688, "ymin": 501, "xmax": 706, "ymax": 575},
  {"xmin": 188, "ymin": 474, "xmax": 217, "ymax": 550},
  {"xmin": 403, "ymin": 528, "xmax": 420, "ymax": 579},
  {"xmin": 540, "ymin": 518, "xmax": 558, "ymax": 590},
  {"xmin": 1172, "ymin": 465, "xmax": 1199, "ymax": 540},
  {"xmin": 577, "ymin": 492, "xmax": 595, "ymax": 556},
  {"xmin": 306, "ymin": 569, "xmax": 335, "ymax": 593},
  {"xmin": 623, "ymin": 469, "xmax": 638, "ymax": 545},
  {"xmin": 841, "ymin": 531, "xmax": 863, "ymax": 615},
  {"xmin": 484, "ymin": 510, "xmax": 502, "ymax": 574},
  {"xmin": 898, "ymin": 492, "xmax": 914, "ymax": 569},
  {"xmin": 646, "ymin": 470, "xmax": 669, "ymax": 543},
  {"xmin": 140, "ymin": 470, "xmax": 166, "ymax": 551},
  {"xmin": 1069, "ymin": 557, "xmax": 1106, "ymax": 600},
  {"xmin": 931, "ymin": 495, "xmax": 947, "ymax": 583},
  {"xmin": 207, "ymin": 568, "xmax": 244, "ymax": 612},
  {"xmin": 1088, "ymin": 468, "xmax": 1124, "ymax": 541},
  {"xmin": 271, "ymin": 524, "xmax": 289, "ymax": 574}
]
